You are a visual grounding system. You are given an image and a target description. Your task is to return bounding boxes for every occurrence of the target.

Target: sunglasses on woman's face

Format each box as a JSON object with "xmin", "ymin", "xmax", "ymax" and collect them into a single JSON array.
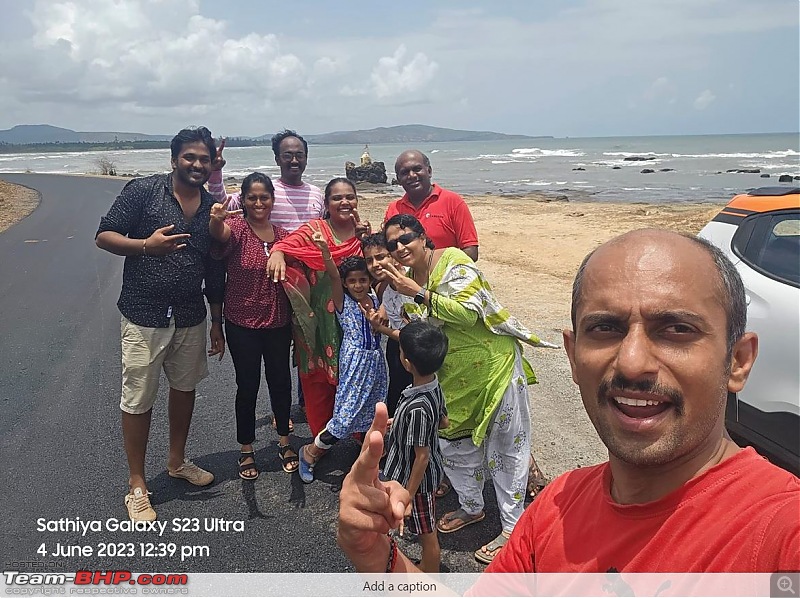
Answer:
[{"xmin": 386, "ymin": 231, "xmax": 420, "ymax": 252}]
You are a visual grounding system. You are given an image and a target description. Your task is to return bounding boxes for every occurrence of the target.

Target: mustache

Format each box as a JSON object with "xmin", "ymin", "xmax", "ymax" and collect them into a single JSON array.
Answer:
[{"xmin": 598, "ymin": 374, "xmax": 685, "ymax": 415}]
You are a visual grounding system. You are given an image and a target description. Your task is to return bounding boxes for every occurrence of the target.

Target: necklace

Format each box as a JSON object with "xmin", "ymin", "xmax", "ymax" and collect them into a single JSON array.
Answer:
[
  {"xmin": 414, "ymin": 249, "xmax": 434, "ymax": 287},
  {"xmin": 425, "ymin": 248, "xmax": 434, "ymax": 285}
]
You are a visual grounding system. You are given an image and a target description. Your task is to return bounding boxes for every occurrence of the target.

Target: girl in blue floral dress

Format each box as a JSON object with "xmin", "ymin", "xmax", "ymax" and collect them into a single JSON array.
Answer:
[{"xmin": 297, "ymin": 225, "xmax": 388, "ymax": 482}]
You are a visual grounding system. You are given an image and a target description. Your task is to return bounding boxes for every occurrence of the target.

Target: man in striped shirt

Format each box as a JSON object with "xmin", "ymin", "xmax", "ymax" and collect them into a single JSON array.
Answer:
[
  {"xmin": 382, "ymin": 321, "xmax": 449, "ymax": 573},
  {"xmin": 207, "ymin": 129, "xmax": 325, "ymax": 231}
]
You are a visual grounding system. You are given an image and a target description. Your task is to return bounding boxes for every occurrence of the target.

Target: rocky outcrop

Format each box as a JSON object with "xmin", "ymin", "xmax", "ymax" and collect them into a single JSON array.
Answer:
[
  {"xmin": 727, "ymin": 168, "xmax": 761, "ymax": 174},
  {"xmin": 778, "ymin": 174, "xmax": 794, "ymax": 182},
  {"xmin": 624, "ymin": 156, "xmax": 656, "ymax": 161},
  {"xmin": 345, "ymin": 160, "xmax": 388, "ymax": 184},
  {"xmin": 641, "ymin": 168, "xmax": 655, "ymax": 174}
]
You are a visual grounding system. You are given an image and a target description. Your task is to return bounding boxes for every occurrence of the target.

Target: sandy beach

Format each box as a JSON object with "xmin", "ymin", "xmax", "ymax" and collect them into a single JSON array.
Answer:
[{"xmin": 0, "ymin": 176, "xmax": 726, "ymax": 477}]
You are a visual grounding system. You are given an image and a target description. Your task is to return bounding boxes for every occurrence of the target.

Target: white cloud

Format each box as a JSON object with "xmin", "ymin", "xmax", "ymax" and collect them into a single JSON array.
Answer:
[
  {"xmin": 369, "ymin": 45, "xmax": 438, "ymax": 99},
  {"xmin": 693, "ymin": 89, "xmax": 716, "ymax": 110},
  {"xmin": 0, "ymin": 0, "xmax": 795, "ymax": 136},
  {"xmin": 643, "ymin": 77, "xmax": 677, "ymax": 102},
  {"xmin": 11, "ymin": 1, "xmax": 309, "ymax": 114}
]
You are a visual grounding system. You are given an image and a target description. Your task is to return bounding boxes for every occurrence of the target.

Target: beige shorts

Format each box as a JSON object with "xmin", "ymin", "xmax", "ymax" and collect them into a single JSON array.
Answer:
[{"xmin": 120, "ymin": 316, "xmax": 209, "ymax": 414}]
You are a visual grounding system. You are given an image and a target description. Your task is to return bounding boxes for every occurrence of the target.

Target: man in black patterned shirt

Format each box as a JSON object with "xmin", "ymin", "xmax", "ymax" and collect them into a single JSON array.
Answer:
[
  {"xmin": 382, "ymin": 321, "xmax": 449, "ymax": 572},
  {"xmin": 96, "ymin": 126, "xmax": 225, "ymax": 522}
]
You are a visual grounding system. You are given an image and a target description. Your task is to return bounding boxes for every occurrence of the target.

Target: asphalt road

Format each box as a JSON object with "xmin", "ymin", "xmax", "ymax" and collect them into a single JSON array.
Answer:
[{"xmin": 0, "ymin": 174, "xmax": 498, "ymax": 574}]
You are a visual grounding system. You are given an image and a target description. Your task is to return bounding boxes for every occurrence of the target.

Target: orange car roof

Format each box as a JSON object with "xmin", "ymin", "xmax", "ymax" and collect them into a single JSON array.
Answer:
[{"xmin": 727, "ymin": 188, "xmax": 799, "ymax": 213}]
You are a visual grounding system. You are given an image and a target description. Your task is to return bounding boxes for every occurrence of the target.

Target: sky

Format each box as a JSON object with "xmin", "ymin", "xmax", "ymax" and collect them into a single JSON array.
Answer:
[{"xmin": 0, "ymin": 0, "xmax": 797, "ymax": 139}]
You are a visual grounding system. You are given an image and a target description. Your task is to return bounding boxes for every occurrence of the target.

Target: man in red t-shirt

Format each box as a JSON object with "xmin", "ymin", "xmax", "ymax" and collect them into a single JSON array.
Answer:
[
  {"xmin": 384, "ymin": 150, "xmax": 479, "ymax": 261},
  {"xmin": 336, "ymin": 229, "xmax": 800, "ymax": 575}
]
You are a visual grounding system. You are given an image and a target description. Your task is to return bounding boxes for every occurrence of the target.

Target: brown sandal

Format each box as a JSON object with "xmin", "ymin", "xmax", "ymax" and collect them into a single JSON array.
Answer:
[
  {"xmin": 474, "ymin": 533, "xmax": 509, "ymax": 564},
  {"xmin": 527, "ymin": 458, "xmax": 548, "ymax": 499},
  {"xmin": 435, "ymin": 479, "xmax": 452, "ymax": 498},
  {"xmin": 436, "ymin": 508, "xmax": 485, "ymax": 534}
]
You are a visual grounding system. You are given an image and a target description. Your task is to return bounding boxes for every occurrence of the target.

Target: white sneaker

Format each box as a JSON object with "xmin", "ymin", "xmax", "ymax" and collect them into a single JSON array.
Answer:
[{"xmin": 125, "ymin": 488, "xmax": 156, "ymax": 522}]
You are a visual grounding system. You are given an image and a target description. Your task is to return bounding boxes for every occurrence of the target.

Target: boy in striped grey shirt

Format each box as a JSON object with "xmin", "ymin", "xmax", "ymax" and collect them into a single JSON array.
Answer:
[{"xmin": 382, "ymin": 321, "xmax": 450, "ymax": 572}]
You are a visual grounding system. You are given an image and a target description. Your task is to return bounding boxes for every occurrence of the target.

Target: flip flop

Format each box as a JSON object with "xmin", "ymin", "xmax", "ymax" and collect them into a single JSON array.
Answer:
[
  {"xmin": 474, "ymin": 533, "xmax": 509, "ymax": 564},
  {"xmin": 434, "ymin": 479, "xmax": 452, "ymax": 498},
  {"xmin": 436, "ymin": 508, "xmax": 485, "ymax": 534}
]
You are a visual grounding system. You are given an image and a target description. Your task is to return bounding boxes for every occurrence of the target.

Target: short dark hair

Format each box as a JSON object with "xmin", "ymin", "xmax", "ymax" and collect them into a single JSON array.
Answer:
[
  {"xmin": 324, "ymin": 177, "xmax": 357, "ymax": 204},
  {"xmin": 271, "ymin": 129, "xmax": 308, "ymax": 157},
  {"xmin": 570, "ymin": 231, "xmax": 747, "ymax": 358},
  {"xmin": 399, "ymin": 321, "xmax": 449, "ymax": 376},
  {"xmin": 396, "ymin": 149, "xmax": 431, "ymax": 171},
  {"xmin": 240, "ymin": 172, "xmax": 275, "ymax": 217},
  {"xmin": 361, "ymin": 232, "xmax": 387, "ymax": 253},
  {"xmin": 338, "ymin": 256, "xmax": 369, "ymax": 284},
  {"xmin": 383, "ymin": 214, "xmax": 435, "ymax": 249},
  {"xmin": 170, "ymin": 126, "xmax": 216, "ymax": 160}
]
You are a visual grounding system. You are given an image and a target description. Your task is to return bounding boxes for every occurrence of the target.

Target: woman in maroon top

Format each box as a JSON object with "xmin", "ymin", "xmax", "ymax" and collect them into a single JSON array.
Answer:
[{"xmin": 209, "ymin": 172, "xmax": 298, "ymax": 478}]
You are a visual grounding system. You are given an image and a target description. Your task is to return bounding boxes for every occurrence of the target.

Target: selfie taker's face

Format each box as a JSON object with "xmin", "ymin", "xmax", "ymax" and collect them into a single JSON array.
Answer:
[{"xmin": 564, "ymin": 233, "xmax": 738, "ymax": 468}]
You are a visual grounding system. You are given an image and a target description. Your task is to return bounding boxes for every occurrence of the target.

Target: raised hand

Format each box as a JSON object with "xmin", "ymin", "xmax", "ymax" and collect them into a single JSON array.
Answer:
[
  {"xmin": 211, "ymin": 137, "xmax": 226, "ymax": 172},
  {"xmin": 210, "ymin": 197, "xmax": 243, "ymax": 223},
  {"xmin": 350, "ymin": 209, "xmax": 372, "ymax": 240},
  {"xmin": 381, "ymin": 262, "xmax": 422, "ymax": 298},
  {"xmin": 310, "ymin": 230, "xmax": 330, "ymax": 254},
  {"xmin": 358, "ymin": 302, "xmax": 380, "ymax": 330},
  {"xmin": 358, "ymin": 302, "xmax": 388, "ymax": 333},
  {"xmin": 337, "ymin": 402, "xmax": 409, "ymax": 571},
  {"xmin": 145, "ymin": 224, "xmax": 192, "ymax": 256}
]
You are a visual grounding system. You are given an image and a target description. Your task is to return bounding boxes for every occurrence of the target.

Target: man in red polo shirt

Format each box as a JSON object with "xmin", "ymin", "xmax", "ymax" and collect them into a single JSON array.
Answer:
[{"xmin": 384, "ymin": 150, "xmax": 479, "ymax": 261}]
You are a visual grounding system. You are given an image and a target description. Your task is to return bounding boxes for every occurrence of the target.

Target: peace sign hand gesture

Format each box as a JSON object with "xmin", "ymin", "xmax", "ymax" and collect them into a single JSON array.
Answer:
[
  {"xmin": 358, "ymin": 302, "xmax": 389, "ymax": 333},
  {"xmin": 309, "ymin": 222, "xmax": 331, "ymax": 255},
  {"xmin": 381, "ymin": 262, "xmax": 422, "ymax": 298},
  {"xmin": 210, "ymin": 137, "xmax": 226, "ymax": 172},
  {"xmin": 350, "ymin": 209, "xmax": 372, "ymax": 240},
  {"xmin": 210, "ymin": 196, "xmax": 243, "ymax": 223}
]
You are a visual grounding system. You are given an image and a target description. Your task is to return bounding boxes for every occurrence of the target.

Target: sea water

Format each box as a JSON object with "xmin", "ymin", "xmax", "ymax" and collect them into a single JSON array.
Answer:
[{"xmin": 0, "ymin": 132, "xmax": 797, "ymax": 203}]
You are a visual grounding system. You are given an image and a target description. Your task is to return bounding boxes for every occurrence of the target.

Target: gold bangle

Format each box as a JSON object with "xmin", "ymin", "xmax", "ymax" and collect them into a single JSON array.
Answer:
[{"xmin": 142, "ymin": 238, "xmax": 147, "ymax": 256}]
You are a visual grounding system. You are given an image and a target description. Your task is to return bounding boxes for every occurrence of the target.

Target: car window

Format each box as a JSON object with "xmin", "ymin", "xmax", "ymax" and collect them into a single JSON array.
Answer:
[{"xmin": 750, "ymin": 213, "xmax": 800, "ymax": 286}]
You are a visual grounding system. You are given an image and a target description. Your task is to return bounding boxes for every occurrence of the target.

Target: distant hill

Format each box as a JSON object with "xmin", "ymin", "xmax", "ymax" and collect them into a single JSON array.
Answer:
[
  {"xmin": 260, "ymin": 124, "xmax": 548, "ymax": 145},
  {"xmin": 0, "ymin": 124, "xmax": 172, "ymax": 144},
  {"xmin": 0, "ymin": 123, "xmax": 547, "ymax": 147}
]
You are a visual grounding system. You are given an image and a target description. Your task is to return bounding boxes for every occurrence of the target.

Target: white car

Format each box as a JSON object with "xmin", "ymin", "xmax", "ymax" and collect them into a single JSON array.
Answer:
[{"xmin": 699, "ymin": 186, "xmax": 799, "ymax": 475}]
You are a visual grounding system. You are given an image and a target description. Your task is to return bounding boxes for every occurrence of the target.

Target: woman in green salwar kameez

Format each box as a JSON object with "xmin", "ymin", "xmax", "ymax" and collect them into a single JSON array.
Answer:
[{"xmin": 383, "ymin": 214, "xmax": 557, "ymax": 565}]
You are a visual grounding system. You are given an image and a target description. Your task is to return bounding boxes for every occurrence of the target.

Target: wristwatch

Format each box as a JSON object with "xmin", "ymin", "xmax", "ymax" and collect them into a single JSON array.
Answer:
[{"xmin": 413, "ymin": 289, "xmax": 427, "ymax": 305}]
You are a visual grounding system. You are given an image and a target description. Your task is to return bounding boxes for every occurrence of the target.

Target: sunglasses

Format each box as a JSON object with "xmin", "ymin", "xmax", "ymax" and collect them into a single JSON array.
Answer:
[{"xmin": 386, "ymin": 231, "xmax": 421, "ymax": 252}]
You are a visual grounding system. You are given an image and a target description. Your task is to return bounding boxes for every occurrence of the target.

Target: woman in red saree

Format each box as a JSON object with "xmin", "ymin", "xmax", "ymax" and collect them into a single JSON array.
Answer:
[{"xmin": 266, "ymin": 178, "xmax": 369, "ymax": 437}]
